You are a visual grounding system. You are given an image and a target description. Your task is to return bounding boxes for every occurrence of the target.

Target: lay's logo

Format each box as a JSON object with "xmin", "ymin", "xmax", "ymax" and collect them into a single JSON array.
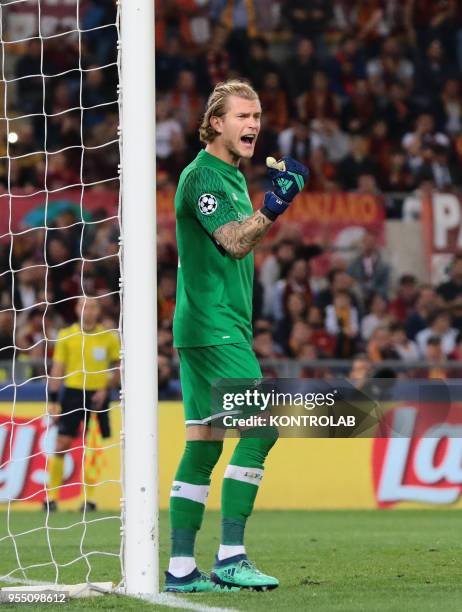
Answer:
[
  {"xmin": 0, "ymin": 413, "xmax": 83, "ymax": 503},
  {"xmin": 372, "ymin": 405, "xmax": 462, "ymax": 508}
]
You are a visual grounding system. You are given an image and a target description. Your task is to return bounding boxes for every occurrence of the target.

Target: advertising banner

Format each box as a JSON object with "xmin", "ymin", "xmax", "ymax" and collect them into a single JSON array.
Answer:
[
  {"xmin": 2, "ymin": 402, "xmax": 462, "ymax": 510},
  {"xmin": 0, "ymin": 402, "xmax": 121, "ymax": 510}
]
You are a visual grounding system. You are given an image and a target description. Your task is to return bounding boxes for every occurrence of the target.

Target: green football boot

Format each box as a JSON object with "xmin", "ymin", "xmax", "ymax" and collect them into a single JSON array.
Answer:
[
  {"xmin": 164, "ymin": 568, "xmax": 239, "ymax": 593},
  {"xmin": 211, "ymin": 554, "xmax": 279, "ymax": 591}
]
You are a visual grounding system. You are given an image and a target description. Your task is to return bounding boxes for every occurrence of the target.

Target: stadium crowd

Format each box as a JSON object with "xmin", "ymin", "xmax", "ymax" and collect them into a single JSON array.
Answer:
[
  {"xmin": 1, "ymin": 1, "xmax": 462, "ymax": 206},
  {"xmin": 1, "ymin": 1, "xmax": 462, "ymax": 396},
  {"xmin": 155, "ymin": 0, "xmax": 462, "ymax": 217}
]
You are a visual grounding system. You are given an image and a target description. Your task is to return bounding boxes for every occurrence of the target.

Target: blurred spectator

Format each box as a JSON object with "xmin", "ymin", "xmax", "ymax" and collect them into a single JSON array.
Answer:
[
  {"xmin": 297, "ymin": 71, "xmax": 339, "ymax": 124},
  {"xmin": 389, "ymin": 274, "xmax": 418, "ymax": 322},
  {"xmin": 347, "ymin": 231, "xmax": 390, "ymax": 301},
  {"xmin": 157, "ymin": 105, "xmax": 183, "ymax": 169},
  {"xmin": 311, "ymin": 119, "xmax": 351, "ymax": 163},
  {"xmin": 390, "ymin": 322, "xmax": 419, "ymax": 362},
  {"xmin": 0, "ymin": 311, "xmax": 15, "ymax": 361},
  {"xmin": 158, "ymin": 326, "xmax": 174, "ymax": 359},
  {"xmin": 361, "ymin": 293, "xmax": 392, "ymax": 341},
  {"xmin": 435, "ymin": 78, "xmax": 462, "ymax": 136},
  {"xmin": 253, "ymin": 329, "xmax": 280, "ymax": 376},
  {"xmin": 14, "ymin": 259, "xmax": 45, "ymax": 310},
  {"xmin": 83, "ymin": 66, "xmax": 115, "ymax": 128},
  {"xmin": 367, "ymin": 325, "xmax": 400, "ymax": 362},
  {"xmin": 307, "ymin": 305, "xmax": 335, "ymax": 357},
  {"xmin": 15, "ymin": 40, "xmax": 47, "ymax": 115},
  {"xmin": 156, "ymin": 37, "xmax": 187, "ymax": 93},
  {"xmin": 355, "ymin": 173, "xmax": 383, "ymax": 198},
  {"xmin": 405, "ymin": 284, "xmax": 442, "ymax": 339},
  {"xmin": 448, "ymin": 280, "xmax": 462, "ymax": 319},
  {"xmin": 299, "ymin": 343, "xmax": 329, "ymax": 378},
  {"xmin": 436, "ymin": 255, "xmax": 462, "ymax": 305},
  {"xmin": 415, "ymin": 309, "xmax": 458, "ymax": 357},
  {"xmin": 307, "ymin": 146, "xmax": 337, "ymax": 192},
  {"xmin": 449, "ymin": 331, "xmax": 462, "ymax": 363},
  {"xmin": 402, "ymin": 180, "xmax": 434, "ymax": 222},
  {"xmin": 274, "ymin": 292, "xmax": 306, "ymax": 355},
  {"xmin": 327, "ymin": 35, "xmax": 366, "ymax": 99},
  {"xmin": 416, "ymin": 144, "xmax": 460, "ymax": 191},
  {"xmin": 158, "ymin": 269, "xmax": 177, "ymax": 328},
  {"xmin": 316, "ymin": 268, "xmax": 361, "ymax": 311},
  {"xmin": 366, "ymin": 37, "xmax": 414, "ymax": 91},
  {"xmin": 348, "ymin": 353, "xmax": 373, "ymax": 390},
  {"xmin": 325, "ymin": 290, "xmax": 359, "ymax": 358},
  {"xmin": 415, "ymin": 39, "xmax": 458, "ymax": 107},
  {"xmin": 205, "ymin": 25, "xmax": 231, "ymax": 86},
  {"xmin": 158, "ymin": 354, "xmax": 181, "ymax": 400},
  {"xmin": 288, "ymin": 320, "xmax": 313, "ymax": 358},
  {"xmin": 46, "ymin": 153, "xmax": 80, "ymax": 191},
  {"xmin": 402, "ymin": 113, "xmax": 450, "ymax": 161},
  {"xmin": 210, "ymin": 0, "xmax": 259, "ymax": 72},
  {"xmin": 340, "ymin": 80, "xmax": 377, "ymax": 135},
  {"xmin": 337, "ymin": 133, "xmax": 378, "ymax": 190},
  {"xmin": 260, "ymin": 239, "xmax": 297, "ymax": 316},
  {"xmin": 384, "ymin": 82, "xmax": 417, "ymax": 139},
  {"xmin": 286, "ymin": 0, "xmax": 333, "ymax": 52},
  {"xmin": 166, "ymin": 70, "xmax": 204, "ymax": 146},
  {"xmin": 243, "ymin": 37, "xmax": 279, "ymax": 90},
  {"xmin": 259, "ymin": 72, "xmax": 289, "ymax": 132},
  {"xmin": 284, "ymin": 38, "xmax": 320, "ymax": 101},
  {"xmin": 269, "ymin": 258, "xmax": 313, "ymax": 322},
  {"xmin": 278, "ymin": 121, "xmax": 321, "ymax": 166},
  {"xmin": 423, "ymin": 336, "xmax": 448, "ymax": 380},
  {"xmin": 384, "ymin": 150, "xmax": 416, "ymax": 193}
]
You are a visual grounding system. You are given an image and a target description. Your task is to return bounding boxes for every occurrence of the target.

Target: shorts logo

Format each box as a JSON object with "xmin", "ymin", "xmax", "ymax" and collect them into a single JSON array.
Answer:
[{"xmin": 198, "ymin": 193, "xmax": 218, "ymax": 215}]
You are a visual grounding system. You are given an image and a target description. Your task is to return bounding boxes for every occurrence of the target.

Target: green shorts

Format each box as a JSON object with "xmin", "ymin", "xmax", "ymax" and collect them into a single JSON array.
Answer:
[{"xmin": 178, "ymin": 343, "xmax": 262, "ymax": 425}]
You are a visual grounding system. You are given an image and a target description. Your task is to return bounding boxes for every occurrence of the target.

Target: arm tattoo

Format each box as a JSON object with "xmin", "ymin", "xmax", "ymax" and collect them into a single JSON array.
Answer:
[{"xmin": 213, "ymin": 210, "xmax": 273, "ymax": 259}]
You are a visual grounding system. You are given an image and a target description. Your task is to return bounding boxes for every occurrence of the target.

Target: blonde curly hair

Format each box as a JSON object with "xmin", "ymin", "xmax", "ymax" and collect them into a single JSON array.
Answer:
[{"xmin": 199, "ymin": 80, "xmax": 259, "ymax": 144}]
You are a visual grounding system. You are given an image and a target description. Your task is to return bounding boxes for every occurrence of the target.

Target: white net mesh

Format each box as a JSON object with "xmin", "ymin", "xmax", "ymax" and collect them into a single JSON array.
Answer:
[{"xmin": 0, "ymin": 0, "xmax": 123, "ymax": 588}]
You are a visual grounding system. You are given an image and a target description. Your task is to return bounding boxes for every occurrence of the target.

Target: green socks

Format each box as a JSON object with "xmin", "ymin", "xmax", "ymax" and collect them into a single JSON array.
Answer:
[
  {"xmin": 169, "ymin": 440, "xmax": 223, "ymax": 564},
  {"xmin": 169, "ymin": 434, "xmax": 278, "ymax": 571},
  {"xmin": 221, "ymin": 435, "xmax": 278, "ymax": 551}
]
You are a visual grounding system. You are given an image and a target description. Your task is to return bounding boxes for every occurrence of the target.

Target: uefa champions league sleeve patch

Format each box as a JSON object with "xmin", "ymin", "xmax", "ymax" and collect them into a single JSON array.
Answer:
[{"xmin": 198, "ymin": 193, "xmax": 218, "ymax": 215}]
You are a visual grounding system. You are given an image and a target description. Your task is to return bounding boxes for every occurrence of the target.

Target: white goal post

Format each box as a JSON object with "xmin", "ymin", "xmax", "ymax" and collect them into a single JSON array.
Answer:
[
  {"xmin": 0, "ymin": 0, "xmax": 158, "ymax": 601},
  {"xmin": 120, "ymin": 0, "xmax": 158, "ymax": 598}
]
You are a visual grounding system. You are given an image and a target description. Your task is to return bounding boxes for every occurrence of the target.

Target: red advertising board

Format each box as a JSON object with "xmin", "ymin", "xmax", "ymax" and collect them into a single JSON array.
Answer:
[{"xmin": 0, "ymin": 412, "xmax": 83, "ymax": 504}]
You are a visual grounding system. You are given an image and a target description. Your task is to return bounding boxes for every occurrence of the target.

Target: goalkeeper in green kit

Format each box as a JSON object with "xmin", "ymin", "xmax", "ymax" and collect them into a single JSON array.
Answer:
[{"xmin": 165, "ymin": 79, "xmax": 309, "ymax": 592}]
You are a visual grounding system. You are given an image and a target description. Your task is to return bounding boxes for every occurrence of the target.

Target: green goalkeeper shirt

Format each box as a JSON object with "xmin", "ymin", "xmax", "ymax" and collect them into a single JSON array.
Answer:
[{"xmin": 173, "ymin": 149, "xmax": 254, "ymax": 348}]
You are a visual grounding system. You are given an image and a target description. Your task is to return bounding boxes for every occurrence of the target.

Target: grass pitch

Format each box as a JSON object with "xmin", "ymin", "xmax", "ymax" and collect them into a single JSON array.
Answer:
[{"xmin": 0, "ymin": 509, "xmax": 461, "ymax": 611}]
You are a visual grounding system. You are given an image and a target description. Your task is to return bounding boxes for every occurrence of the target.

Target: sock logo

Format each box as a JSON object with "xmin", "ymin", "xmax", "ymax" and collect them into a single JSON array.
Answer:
[
  {"xmin": 171, "ymin": 484, "xmax": 181, "ymax": 492},
  {"xmin": 244, "ymin": 471, "xmax": 263, "ymax": 481}
]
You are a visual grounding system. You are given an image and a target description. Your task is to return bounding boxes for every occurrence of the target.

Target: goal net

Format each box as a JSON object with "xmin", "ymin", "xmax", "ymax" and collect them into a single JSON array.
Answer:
[{"xmin": 0, "ymin": 0, "xmax": 157, "ymax": 598}]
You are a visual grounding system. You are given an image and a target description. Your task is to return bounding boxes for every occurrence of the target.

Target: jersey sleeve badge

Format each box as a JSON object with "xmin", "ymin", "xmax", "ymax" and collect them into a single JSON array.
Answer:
[{"xmin": 198, "ymin": 193, "xmax": 218, "ymax": 215}]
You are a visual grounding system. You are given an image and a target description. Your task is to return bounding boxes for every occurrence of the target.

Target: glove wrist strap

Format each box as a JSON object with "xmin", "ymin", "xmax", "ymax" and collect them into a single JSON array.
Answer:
[{"xmin": 260, "ymin": 206, "xmax": 278, "ymax": 221}]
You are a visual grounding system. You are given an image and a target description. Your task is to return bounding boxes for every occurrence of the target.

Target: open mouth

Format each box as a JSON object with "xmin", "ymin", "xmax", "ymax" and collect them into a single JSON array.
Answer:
[{"xmin": 241, "ymin": 134, "xmax": 256, "ymax": 145}]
